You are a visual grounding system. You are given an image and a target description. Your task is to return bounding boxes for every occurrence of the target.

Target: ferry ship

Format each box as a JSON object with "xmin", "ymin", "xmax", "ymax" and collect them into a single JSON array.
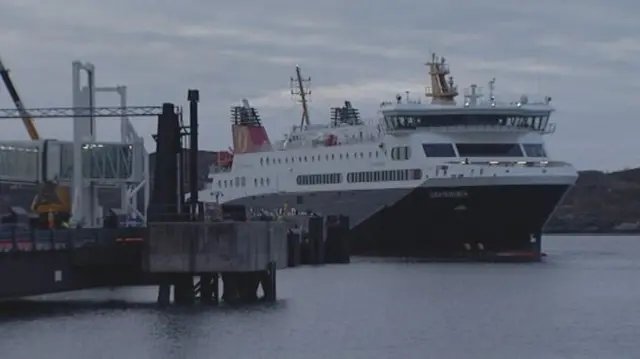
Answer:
[{"xmin": 198, "ymin": 54, "xmax": 578, "ymax": 258}]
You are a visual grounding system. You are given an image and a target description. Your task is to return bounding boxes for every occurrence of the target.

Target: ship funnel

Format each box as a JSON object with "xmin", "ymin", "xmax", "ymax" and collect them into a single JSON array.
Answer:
[{"xmin": 230, "ymin": 102, "xmax": 272, "ymax": 153}]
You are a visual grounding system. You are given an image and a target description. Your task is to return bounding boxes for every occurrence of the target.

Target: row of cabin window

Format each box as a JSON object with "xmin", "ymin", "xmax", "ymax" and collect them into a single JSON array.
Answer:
[
  {"xmin": 296, "ymin": 173, "xmax": 342, "ymax": 185},
  {"xmin": 384, "ymin": 114, "xmax": 551, "ymax": 132},
  {"xmin": 295, "ymin": 169, "xmax": 423, "ymax": 186},
  {"xmin": 260, "ymin": 150, "xmax": 386, "ymax": 166},
  {"xmin": 422, "ymin": 143, "xmax": 547, "ymax": 158},
  {"xmin": 217, "ymin": 176, "xmax": 271, "ymax": 188},
  {"xmin": 347, "ymin": 169, "xmax": 422, "ymax": 183}
]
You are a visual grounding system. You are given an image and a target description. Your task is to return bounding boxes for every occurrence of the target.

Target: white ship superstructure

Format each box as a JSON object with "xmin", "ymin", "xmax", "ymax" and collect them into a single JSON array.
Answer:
[{"xmin": 199, "ymin": 54, "xmax": 578, "ymax": 255}]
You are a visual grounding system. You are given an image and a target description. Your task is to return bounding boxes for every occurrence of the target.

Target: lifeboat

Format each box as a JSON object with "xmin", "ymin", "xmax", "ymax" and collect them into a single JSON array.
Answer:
[
  {"xmin": 216, "ymin": 150, "xmax": 234, "ymax": 167},
  {"xmin": 324, "ymin": 133, "xmax": 338, "ymax": 146}
]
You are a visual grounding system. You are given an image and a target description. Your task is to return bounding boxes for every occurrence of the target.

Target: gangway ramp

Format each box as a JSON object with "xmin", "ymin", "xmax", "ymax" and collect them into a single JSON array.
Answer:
[
  {"xmin": 0, "ymin": 139, "xmax": 144, "ymax": 185},
  {"xmin": 0, "ymin": 140, "xmax": 42, "ymax": 183},
  {"xmin": 57, "ymin": 141, "xmax": 143, "ymax": 184}
]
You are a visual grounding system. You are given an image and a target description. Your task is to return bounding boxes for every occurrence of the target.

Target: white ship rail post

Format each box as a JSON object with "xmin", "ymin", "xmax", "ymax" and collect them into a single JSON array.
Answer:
[{"xmin": 0, "ymin": 60, "xmax": 174, "ymax": 227}]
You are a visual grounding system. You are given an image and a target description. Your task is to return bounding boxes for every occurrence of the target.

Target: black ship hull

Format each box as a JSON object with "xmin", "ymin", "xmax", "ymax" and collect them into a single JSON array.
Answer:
[
  {"xmin": 349, "ymin": 184, "xmax": 571, "ymax": 259},
  {"xmin": 225, "ymin": 182, "xmax": 572, "ymax": 260}
]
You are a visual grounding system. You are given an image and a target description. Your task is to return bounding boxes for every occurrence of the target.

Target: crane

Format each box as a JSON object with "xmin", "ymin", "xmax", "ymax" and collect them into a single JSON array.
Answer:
[{"xmin": 0, "ymin": 54, "xmax": 71, "ymax": 227}]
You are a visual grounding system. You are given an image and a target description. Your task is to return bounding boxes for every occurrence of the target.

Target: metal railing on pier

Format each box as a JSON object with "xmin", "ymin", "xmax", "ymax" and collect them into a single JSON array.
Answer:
[{"xmin": 0, "ymin": 226, "xmax": 145, "ymax": 252}]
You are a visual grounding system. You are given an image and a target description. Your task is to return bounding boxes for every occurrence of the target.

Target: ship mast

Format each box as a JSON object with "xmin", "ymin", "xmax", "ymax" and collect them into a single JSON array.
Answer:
[
  {"xmin": 424, "ymin": 53, "xmax": 458, "ymax": 104},
  {"xmin": 290, "ymin": 65, "xmax": 311, "ymax": 130}
]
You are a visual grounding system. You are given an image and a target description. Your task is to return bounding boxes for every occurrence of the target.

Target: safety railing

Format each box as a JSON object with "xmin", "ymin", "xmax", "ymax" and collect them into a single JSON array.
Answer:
[{"xmin": 0, "ymin": 226, "xmax": 146, "ymax": 253}]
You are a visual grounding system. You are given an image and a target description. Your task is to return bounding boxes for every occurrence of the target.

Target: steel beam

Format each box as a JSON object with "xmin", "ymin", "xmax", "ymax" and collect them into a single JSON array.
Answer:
[{"xmin": 0, "ymin": 106, "xmax": 172, "ymax": 119}]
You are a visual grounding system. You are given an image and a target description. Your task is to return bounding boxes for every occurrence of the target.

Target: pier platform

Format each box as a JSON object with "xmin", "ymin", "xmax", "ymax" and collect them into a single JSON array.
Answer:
[
  {"xmin": 147, "ymin": 221, "xmax": 288, "ymax": 273},
  {"xmin": 0, "ymin": 220, "xmax": 288, "ymax": 305},
  {"xmin": 148, "ymin": 221, "xmax": 287, "ymax": 305}
]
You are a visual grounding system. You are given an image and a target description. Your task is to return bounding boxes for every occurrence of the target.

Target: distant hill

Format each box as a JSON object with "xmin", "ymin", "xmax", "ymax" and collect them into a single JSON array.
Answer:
[
  {"xmin": 545, "ymin": 169, "xmax": 640, "ymax": 233},
  {"xmin": 2, "ymin": 152, "xmax": 640, "ymax": 233}
]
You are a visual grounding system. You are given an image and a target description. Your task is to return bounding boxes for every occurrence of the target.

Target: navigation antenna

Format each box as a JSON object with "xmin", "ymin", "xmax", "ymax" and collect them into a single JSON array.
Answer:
[
  {"xmin": 488, "ymin": 78, "xmax": 496, "ymax": 101},
  {"xmin": 290, "ymin": 65, "xmax": 311, "ymax": 130}
]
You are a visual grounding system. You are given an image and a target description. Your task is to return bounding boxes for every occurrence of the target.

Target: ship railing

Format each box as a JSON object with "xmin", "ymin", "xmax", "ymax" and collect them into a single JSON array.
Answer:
[
  {"xmin": 0, "ymin": 227, "xmax": 146, "ymax": 253},
  {"xmin": 444, "ymin": 160, "xmax": 570, "ymax": 168},
  {"xmin": 387, "ymin": 123, "xmax": 558, "ymax": 134}
]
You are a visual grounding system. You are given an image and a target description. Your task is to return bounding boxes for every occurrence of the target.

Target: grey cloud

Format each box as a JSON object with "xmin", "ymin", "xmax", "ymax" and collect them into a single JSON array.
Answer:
[{"xmin": 0, "ymin": 0, "xmax": 638, "ymax": 170}]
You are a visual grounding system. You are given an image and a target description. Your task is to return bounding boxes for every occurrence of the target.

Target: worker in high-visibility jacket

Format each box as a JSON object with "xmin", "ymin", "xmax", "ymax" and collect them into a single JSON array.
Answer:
[{"xmin": 47, "ymin": 210, "xmax": 55, "ymax": 229}]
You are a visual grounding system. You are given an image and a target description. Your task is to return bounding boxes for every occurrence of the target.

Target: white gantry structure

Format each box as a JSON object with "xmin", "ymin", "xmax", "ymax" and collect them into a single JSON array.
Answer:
[{"xmin": 0, "ymin": 61, "xmax": 150, "ymax": 227}]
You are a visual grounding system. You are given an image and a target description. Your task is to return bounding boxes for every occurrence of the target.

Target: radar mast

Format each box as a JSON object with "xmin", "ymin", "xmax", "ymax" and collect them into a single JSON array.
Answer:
[{"xmin": 290, "ymin": 65, "xmax": 311, "ymax": 130}]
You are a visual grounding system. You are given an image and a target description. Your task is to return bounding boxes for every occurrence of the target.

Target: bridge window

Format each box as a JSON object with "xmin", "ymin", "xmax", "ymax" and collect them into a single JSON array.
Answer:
[
  {"xmin": 423, "ymin": 144, "xmax": 456, "ymax": 157},
  {"xmin": 391, "ymin": 146, "xmax": 411, "ymax": 161},
  {"xmin": 347, "ymin": 169, "xmax": 422, "ymax": 183},
  {"xmin": 296, "ymin": 173, "xmax": 342, "ymax": 185},
  {"xmin": 523, "ymin": 143, "xmax": 547, "ymax": 157},
  {"xmin": 384, "ymin": 114, "xmax": 551, "ymax": 131},
  {"xmin": 456, "ymin": 143, "xmax": 523, "ymax": 157}
]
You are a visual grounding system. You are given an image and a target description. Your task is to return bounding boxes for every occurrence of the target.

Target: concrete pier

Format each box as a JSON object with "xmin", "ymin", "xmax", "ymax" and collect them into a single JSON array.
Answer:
[{"xmin": 146, "ymin": 221, "xmax": 287, "ymax": 305}]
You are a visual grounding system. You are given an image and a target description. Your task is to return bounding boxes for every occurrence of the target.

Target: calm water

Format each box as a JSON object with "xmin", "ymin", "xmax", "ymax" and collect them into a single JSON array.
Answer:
[{"xmin": 2, "ymin": 235, "xmax": 640, "ymax": 359}]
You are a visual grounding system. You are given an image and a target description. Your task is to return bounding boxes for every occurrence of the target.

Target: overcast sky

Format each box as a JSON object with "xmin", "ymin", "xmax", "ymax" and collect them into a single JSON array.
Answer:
[{"xmin": 0, "ymin": 0, "xmax": 638, "ymax": 171}]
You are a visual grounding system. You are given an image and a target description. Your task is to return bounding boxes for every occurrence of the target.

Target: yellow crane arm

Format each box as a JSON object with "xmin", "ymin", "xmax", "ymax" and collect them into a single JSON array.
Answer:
[
  {"xmin": 0, "ymin": 54, "xmax": 40, "ymax": 140},
  {"xmin": 0, "ymin": 54, "xmax": 70, "ymax": 219}
]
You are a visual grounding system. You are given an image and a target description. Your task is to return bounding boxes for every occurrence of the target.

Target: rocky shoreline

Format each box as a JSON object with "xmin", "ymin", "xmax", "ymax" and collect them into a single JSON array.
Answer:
[
  {"xmin": 1, "ymin": 151, "xmax": 639, "ymax": 234},
  {"xmin": 543, "ymin": 168, "xmax": 640, "ymax": 234}
]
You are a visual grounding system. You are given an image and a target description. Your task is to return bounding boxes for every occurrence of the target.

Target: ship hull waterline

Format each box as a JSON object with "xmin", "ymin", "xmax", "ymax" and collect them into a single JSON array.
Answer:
[{"xmin": 227, "ymin": 183, "xmax": 572, "ymax": 261}]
